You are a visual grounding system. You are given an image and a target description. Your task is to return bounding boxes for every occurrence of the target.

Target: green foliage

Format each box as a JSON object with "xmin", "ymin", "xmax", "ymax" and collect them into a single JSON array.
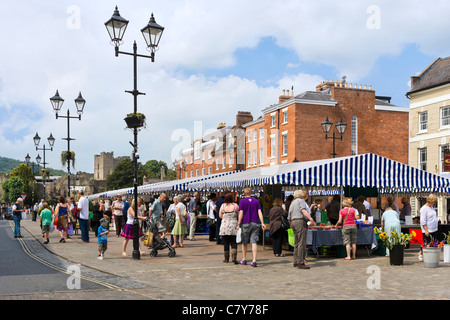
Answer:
[
  {"xmin": 10, "ymin": 164, "xmax": 35, "ymax": 206},
  {"xmin": 106, "ymin": 158, "xmax": 145, "ymax": 190},
  {"xmin": 2, "ymin": 176, "xmax": 24, "ymax": 203},
  {"xmin": 0, "ymin": 156, "xmax": 65, "ymax": 176}
]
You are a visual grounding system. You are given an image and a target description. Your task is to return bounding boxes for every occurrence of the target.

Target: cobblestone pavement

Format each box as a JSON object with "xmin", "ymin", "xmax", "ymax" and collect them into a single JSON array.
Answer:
[{"xmin": 2, "ymin": 219, "xmax": 449, "ymax": 301}]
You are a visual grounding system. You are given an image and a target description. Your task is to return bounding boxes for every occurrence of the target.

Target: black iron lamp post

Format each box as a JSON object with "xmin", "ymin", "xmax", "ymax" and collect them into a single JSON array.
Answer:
[
  {"xmin": 25, "ymin": 153, "xmax": 36, "ymax": 203},
  {"xmin": 105, "ymin": 6, "xmax": 164, "ymax": 260},
  {"xmin": 50, "ymin": 90, "xmax": 86, "ymax": 197},
  {"xmin": 321, "ymin": 117, "xmax": 347, "ymax": 158},
  {"xmin": 33, "ymin": 132, "xmax": 55, "ymax": 197}
]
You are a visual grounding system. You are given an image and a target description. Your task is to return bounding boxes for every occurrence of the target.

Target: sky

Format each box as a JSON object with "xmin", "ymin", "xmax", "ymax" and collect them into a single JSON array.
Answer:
[{"xmin": 1, "ymin": 0, "xmax": 449, "ymax": 174}]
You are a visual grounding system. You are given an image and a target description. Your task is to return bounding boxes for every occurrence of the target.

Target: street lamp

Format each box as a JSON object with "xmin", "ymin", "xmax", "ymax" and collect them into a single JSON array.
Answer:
[
  {"xmin": 105, "ymin": 6, "xmax": 164, "ymax": 260},
  {"xmin": 25, "ymin": 153, "xmax": 36, "ymax": 204},
  {"xmin": 321, "ymin": 117, "xmax": 347, "ymax": 158},
  {"xmin": 50, "ymin": 90, "xmax": 86, "ymax": 197},
  {"xmin": 34, "ymin": 132, "xmax": 55, "ymax": 197}
]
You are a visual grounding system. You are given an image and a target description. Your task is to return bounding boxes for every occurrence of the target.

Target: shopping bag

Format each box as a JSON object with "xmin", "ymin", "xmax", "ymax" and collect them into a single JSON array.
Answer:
[
  {"xmin": 288, "ymin": 228, "xmax": 295, "ymax": 247},
  {"xmin": 236, "ymin": 228, "xmax": 242, "ymax": 244},
  {"xmin": 21, "ymin": 211, "xmax": 27, "ymax": 220},
  {"xmin": 68, "ymin": 224, "xmax": 74, "ymax": 235},
  {"xmin": 49, "ymin": 223, "xmax": 55, "ymax": 233},
  {"xmin": 143, "ymin": 229, "xmax": 154, "ymax": 247}
]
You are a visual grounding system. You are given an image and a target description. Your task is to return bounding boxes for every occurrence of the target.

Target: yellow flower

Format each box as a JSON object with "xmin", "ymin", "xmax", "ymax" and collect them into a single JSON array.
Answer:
[{"xmin": 411, "ymin": 231, "xmax": 416, "ymax": 237}]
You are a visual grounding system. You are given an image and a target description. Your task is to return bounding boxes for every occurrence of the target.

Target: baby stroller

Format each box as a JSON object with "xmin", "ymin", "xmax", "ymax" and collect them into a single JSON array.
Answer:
[{"xmin": 144, "ymin": 219, "xmax": 176, "ymax": 258}]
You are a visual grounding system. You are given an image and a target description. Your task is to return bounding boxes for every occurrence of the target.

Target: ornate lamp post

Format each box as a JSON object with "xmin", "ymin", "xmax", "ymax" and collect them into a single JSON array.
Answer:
[
  {"xmin": 321, "ymin": 117, "xmax": 347, "ymax": 158},
  {"xmin": 50, "ymin": 90, "xmax": 86, "ymax": 197},
  {"xmin": 105, "ymin": 6, "xmax": 164, "ymax": 260},
  {"xmin": 33, "ymin": 132, "xmax": 55, "ymax": 197},
  {"xmin": 25, "ymin": 153, "xmax": 36, "ymax": 204}
]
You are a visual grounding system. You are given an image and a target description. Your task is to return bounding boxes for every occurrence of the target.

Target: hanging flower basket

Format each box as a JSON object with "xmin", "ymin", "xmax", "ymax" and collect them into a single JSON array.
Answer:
[{"xmin": 124, "ymin": 113, "xmax": 146, "ymax": 129}]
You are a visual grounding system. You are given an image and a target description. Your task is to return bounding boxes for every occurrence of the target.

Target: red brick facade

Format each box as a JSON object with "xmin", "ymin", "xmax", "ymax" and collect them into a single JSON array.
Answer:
[{"xmin": 243, "ymin": 81, "xmax": 409, "ymax": 168}]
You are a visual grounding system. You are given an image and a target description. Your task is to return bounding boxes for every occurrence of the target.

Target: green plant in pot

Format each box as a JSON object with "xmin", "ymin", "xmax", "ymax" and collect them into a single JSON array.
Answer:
[
  {"xmin": 124, "ymin": 112, "xmax": 146, "ymax": 129},
  {"xmin": 61, "ymin": 150, "xmax": 76, "ymax": 169}
]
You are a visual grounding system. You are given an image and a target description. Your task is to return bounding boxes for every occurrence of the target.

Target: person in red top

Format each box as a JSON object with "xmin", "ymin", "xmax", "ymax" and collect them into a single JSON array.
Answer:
[{"xmin": 335, "ymin": 198, "xmax": 360, "ymax": 260}]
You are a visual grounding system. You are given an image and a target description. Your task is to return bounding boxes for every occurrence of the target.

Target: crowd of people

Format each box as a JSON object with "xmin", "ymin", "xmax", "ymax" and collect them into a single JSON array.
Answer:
[{"xmin": 7, "ymin": 188, "xmax": 440, "ymax": 268}]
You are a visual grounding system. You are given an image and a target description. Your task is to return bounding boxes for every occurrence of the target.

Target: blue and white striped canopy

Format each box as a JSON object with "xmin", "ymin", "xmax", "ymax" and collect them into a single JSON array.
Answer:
[
  {"xmin": 189, "ymin": 153, "xmax": 450, "ymax": 191},
  {"xmin": 87, "ymin": 153, "xmax": 450, "ymax": 199}
]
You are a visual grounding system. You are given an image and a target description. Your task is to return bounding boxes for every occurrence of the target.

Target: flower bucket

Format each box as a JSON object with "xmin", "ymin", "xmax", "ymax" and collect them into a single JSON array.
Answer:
[
  {"xmin": 389, "ymin": 244, "xmax": 404, "ymax": 266},
  {"xmin": 423, "ymin": 247, "xmax": 440, "ymax": 268},
  {"xmin": 444, "ymin": 244, "xmax": 450, "ymax": 263},
  {"xmin": 124, "ymin": 115, "xmax": 145, "ymax": 128}
]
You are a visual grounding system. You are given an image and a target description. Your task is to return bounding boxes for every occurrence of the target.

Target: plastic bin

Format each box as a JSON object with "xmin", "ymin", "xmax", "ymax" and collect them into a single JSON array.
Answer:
[{"xmin": 335, "ymin": 245, "xmax": 347, "ymax": 258}]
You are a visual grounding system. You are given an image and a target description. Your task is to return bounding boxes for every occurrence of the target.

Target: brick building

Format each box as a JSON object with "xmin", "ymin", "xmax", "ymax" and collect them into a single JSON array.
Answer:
[
  {"xmin": 176, "ymin": 112, "xmax": 252, "ymax": 179},
  {"xmin": 243, "ymin": 81, "xmax": 409, "ymax": 168}
]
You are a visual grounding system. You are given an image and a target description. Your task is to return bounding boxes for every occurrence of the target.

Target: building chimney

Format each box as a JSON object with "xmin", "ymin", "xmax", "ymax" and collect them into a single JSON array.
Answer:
[
  {"xmin": 236, "ymin": 111, "xmax": 253, "ymax": 128},
  {"xmin": 410, "ymin": 76, "xmax": 421, "ymax": 88}
]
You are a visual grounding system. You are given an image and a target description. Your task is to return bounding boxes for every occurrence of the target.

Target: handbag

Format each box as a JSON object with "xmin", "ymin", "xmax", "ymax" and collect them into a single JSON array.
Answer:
[
  {"xmin": 279, "ymin": 208, "xmax": 290, "ymax": 230},
  {"xmin": 236, "ymin": 228, "xmax": 242, "ymax": 243},
  {"xmin": 168, "ymin": 213, "xmax": 176, "ymax": 228},
  {"xmin": 206, "ymin": 217, "xmax": 216, "ymax": 226}
]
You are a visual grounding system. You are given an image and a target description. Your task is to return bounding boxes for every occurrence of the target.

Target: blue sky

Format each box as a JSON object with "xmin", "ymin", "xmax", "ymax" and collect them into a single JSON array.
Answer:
[{"xmin": 1, "ymin": 1, "xmax": 449, "ymax": 174}]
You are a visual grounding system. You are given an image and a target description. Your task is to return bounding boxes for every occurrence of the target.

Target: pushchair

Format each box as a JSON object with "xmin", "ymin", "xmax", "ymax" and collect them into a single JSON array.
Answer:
[{"xmin": 144, "ymin": 219, "xmax": 176, "ymax": 258}]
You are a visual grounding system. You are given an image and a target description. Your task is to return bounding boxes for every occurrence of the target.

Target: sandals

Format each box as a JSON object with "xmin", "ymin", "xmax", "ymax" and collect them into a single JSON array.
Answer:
[{"xmin": 240, "ymin": 259, "xmax": 247, "ymax": 265}]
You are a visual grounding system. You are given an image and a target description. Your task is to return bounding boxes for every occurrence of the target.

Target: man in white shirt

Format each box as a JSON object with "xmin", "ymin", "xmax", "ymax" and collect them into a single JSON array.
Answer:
[{"xmin": 77, "ymin": 190, "xmax": 90, "ymax": 243}]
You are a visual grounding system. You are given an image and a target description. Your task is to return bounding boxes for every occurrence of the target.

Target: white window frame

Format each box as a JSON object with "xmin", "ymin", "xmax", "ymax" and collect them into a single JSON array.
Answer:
[
  {"xmin": 259, "ymin": 128, "xmax": 264, "ymax": 140},
  {"xmin": 441, "ymin": 107, "xmax": 450, "ymax": 128},
  {"xmin": 419, "ymin": 111, "xmax": 428, "ymax": 133},
  {"xmin": 259, "ymin": 148, "xmax": 264, "ymax": 165},
  {"xmin": 270, "ymin": 112, "xmax": 276, "ymax": 128},
  {"xmin": 282, "ymin": 132, "xmax": 288, "ymax": 156},
  {"xmin": 282, "ymin": 108, "xmax": 288, "ymax": 124},
  {"xmin": 229, "ymin": 156, "xmax": 233, "ymax": 168},
  {"xmin": 194, "ymin": 141, "xmax": 201, "ymax": 160},
  {"xmin": 253, "ymin": 149, "xmax": 257, "ymax": 166},
  {"xmin": 247, "ymin": 151, "xmax": 251, "ymax": 167},
  {"xmin": 253, "ymin": 129, "xmax": 257, "ymax": 141},
  {"xmin": 440, "ymin": 144, "xmax": 450, "ymax": 173},
  {"xmin": 270, "ymin": 135, "xmax": 276, "ymax": 158},
  {"xmin": 418, "ymin": 148, "xmax": 427, "ymax": 171}
]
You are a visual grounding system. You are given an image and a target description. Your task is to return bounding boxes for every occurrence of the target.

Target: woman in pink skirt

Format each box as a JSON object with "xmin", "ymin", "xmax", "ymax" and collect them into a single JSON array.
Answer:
[{"xmin": 121, "ymin": 199, "xmax": 148, "ymax": 256}]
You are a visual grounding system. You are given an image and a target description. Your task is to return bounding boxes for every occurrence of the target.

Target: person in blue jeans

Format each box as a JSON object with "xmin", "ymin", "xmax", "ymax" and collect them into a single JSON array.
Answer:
[
  {"xmin": 12, "ymin": 198, "xmax": 24, "ymax": 238},
  {"xmin": 77, "ymin": 190, "xmax": 90, "ymax": 243}
]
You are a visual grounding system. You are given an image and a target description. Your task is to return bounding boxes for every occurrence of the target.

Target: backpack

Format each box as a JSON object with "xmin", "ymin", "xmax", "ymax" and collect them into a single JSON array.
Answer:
[{"xmin": 201, "ymin": 202, "xmax": 207, "ymax": 216}]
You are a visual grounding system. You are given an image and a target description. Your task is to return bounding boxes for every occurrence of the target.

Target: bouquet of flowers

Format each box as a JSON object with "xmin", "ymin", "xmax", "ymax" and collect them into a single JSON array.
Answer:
[
  {"xmin": 375, "ymin": 227, "xmax": 415, "ymax": 250},
  {"xmin": 423, "ymin": 235, "xmax": 444, "ymax": 248}
]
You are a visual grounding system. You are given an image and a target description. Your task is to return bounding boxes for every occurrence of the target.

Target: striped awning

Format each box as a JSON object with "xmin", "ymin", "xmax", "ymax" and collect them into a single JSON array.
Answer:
[
  {"xmin": 87, "ymin": 153, "xmax": 450, "ymax": 199},
  {"xmin": 189, "ymin": 153, "xmax": 450, "ymax": 191}
]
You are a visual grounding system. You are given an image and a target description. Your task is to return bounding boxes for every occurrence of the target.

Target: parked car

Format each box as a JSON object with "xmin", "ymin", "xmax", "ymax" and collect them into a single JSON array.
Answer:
[{"xmin": 1, "ymin": 205, "xmax": 12, "ymax": 220}]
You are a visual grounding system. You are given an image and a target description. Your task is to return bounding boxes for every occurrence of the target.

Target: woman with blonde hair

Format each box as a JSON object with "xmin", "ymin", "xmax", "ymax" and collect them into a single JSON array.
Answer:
[{"xmin": 335, "ymin": 198, "xmax": 359, "ymax": 260}]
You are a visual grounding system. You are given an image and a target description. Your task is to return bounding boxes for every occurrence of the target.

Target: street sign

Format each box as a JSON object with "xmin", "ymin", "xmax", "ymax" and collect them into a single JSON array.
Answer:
[{"xmin": 20, "ymin": 194, "xmax": 27, "ymax": 200}]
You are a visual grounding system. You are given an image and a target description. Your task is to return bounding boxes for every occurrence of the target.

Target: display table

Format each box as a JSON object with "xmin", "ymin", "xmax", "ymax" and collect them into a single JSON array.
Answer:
[{"xmin": 306, "ymin": 228, "xmax": 377, "ymax": 255}]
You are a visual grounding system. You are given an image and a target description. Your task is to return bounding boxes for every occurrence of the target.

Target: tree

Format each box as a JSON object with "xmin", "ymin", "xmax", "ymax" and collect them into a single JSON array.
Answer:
[
  {"xmin": 2, "ymin": 176, "xmax": 24, "ymax": 203},
  {"xmin": 9, "ymin": 164, "xmax": 35, "ymax": 205},
  {"xmin": 142, "ymin": 160, "xmax": 168, "ymax": 179},
  {"xmin": 106, "ymin": 158, "xmax": 145, "ymax": 190}
]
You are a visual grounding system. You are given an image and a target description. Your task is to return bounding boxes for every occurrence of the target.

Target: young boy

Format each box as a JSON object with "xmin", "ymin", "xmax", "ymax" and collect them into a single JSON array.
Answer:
[
  {"xmin": 98, "ymin": 218, "xmax": 109, "ymax": 260},
  {"xmin": 39, "ymin": 202, "xmax": 52, "ymax": 244}
]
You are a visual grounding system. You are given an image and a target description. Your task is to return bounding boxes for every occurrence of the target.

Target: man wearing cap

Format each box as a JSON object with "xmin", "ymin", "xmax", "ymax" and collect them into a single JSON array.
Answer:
[{"xmin": 12, "ymin": 198, "xmax": 25, "ymax": 238}]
